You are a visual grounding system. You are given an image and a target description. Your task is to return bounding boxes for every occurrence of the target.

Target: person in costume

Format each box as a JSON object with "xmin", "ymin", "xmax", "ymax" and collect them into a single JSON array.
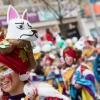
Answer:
[
  {"xmin": 93, "ymin": 36, "xmax": 100, "ymax": 98},
  {"xmin": 61, "ymin": 47, "xmax": 96, "ymax": 100},
  {"xmin": 83, "ymin": 37, "xmax": 96, "ymax": 71},
  {"xmin": 42, "ymin": 52, "xmax": 65, "ymax": 96},
  {"xmin": 45, "ymin": 28, "xmax": 56, "ymax": 44},
  {"xmin": 51, "ymin": 26, "xmax": 62, "ymax": 43},
  {"xmin": 37, "ymin": 35, "xmax": 47, "ymax": 47},
  {"xmin": 43, "ymin": 53, "xmax": 57, "ymax": 87},
  {"xmin": 96, "ymin": 36, "xmax": 100, "ymax": 54},
  {"xmin": 0, "ymin": 5, "xmax": 70, "ymax": 100}
]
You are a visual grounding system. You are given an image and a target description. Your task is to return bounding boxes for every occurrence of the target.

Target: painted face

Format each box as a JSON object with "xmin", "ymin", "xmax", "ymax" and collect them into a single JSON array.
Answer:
[
  {"xmin": 0, "ymin": 63, "xmax": 22, "ymax": 93},
  {"xmin": 0, "ymin": 66, "xmax": 13, "ymax": 75},
  {"xmin": 65, "ymin": 54, "xmax": 74, "ymax": 66},
  {"xmin": 45, "ymin": 60, "xmax": 51, "ymax": 66},
  {"xmin": 85, "ymin": 41, "xmax": 91, "ymax": 48}
]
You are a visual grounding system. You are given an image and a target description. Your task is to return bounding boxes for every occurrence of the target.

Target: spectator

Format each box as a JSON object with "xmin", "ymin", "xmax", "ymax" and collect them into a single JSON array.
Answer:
[
  {"xmin": 52, "ymin": 26, "xmax": 61, "ymax": 43},
  {"xmin": 37, "ymin": 36, "xmax": 47, "ymax": 47},
  {"xmin": 45, "ymin": 28, "xmax": 56, "ymax": 44}
]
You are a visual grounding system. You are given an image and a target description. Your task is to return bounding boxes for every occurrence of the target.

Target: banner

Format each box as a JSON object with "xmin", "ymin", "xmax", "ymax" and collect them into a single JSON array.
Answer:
[
  {"xmin": 0, "ymin": 12, "xmax": 40, "ymax": 27},
  {"xmin": 38, "ymin": 10, "xmax": 57, "ymax": 21},
  {"xmin": 38, "ymin": 10, "xmax": 77, "ymax": 21},
  {"xmin": 84, "ymin": 3, "xmax": 100, "ymax": 16}
]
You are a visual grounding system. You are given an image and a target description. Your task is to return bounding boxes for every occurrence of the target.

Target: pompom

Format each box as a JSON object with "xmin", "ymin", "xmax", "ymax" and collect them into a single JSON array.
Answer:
[
  {"xmin": 72, "ymin": 37, "xmax": 78, "ymax": 44},
  {"xmin": 41, "ymin": 44, "xmax": 52, "ymax": 52}
]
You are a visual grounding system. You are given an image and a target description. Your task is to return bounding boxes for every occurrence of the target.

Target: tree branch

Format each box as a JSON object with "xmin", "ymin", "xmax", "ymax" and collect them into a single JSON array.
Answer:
[
  {"xmin": 42, "ymin": 0, "xmax": 60, "ymax": 18},
  {"xmin": 63, "ymin": 0, "xmax": 82, "ymax": 17},
  {"xmin": 57, "ymin": 0, "xmax": 62, "ymax": 17}
]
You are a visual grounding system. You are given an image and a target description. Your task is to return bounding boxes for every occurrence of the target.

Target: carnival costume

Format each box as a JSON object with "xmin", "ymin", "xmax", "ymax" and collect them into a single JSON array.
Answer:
[
  {"xmin": 61, "ymin": 46, "xmax": 96, "ymax": 100},
  {"xmin": 83, "ymin": 38, "xmax": 96, "ymax": 71},
  {"xmin": 0, "ymin": 5, "xmax": 70, "ymax": 100},
  {"xmin": 43, "ymin": 53, "xmax": 58, "ymax": 88}
]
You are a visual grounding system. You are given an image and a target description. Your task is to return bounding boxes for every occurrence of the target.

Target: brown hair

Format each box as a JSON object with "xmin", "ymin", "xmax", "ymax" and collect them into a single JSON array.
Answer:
[
  {"xmin": 74, "ymin": 49, "xmax": 82, "ymax": 64},
  {"xmin": 0, "ymin": 27, "xmax": 5, "ymax": 39}
]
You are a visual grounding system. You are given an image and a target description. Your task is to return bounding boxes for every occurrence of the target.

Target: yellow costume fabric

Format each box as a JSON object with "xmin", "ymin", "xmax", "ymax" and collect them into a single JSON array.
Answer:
[
  {"xmin": 82, "ymin": 88, "xmax": 93, "ymax": 100},
  {"xmin": 83, "ymin": 48, "xmax": 94, "ymax": 58},
  {"xmin": 44, "ymin": 67, "xmax": 63, "ymax": 92},
  {"xmin": 33, "ymin": 52, "xmax": 41, "ymax": 60},
  {"xmin": 56, "ymin": 81, "xmax": 63, "ymax": 93},
  {"xmin": 83, "ymin": 48, "xmax": 95, "ymax": 70},
  {"xmin": 44, "ymin": 67, "xmax": 51, "ymax": 76},
  {"xmin": 44, "ymin": 67, "xmax": 53, "ymax": 86},
  {"xmin": 24, "ymin": 96, "xmax": 39, "ymax": 100},
  {"xmin": 62, "ymin": 67, "xmax": 76, "ymax": 89}
]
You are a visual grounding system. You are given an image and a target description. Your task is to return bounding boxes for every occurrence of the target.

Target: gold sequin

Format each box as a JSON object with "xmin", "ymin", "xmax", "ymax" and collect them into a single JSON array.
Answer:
[{"xmin": 19, "ymin": 50, "xmax": 28, "ymax": 62}]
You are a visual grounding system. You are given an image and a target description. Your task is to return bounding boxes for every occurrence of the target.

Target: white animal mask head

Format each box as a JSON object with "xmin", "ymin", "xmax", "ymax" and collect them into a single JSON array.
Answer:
[
  {"xmin": 74, "ymin": 37, "xmax": 85, "ymax": 51},
  {"xmin": 6, "ymin": 5, "xmax": 38, "ymax": 41}
]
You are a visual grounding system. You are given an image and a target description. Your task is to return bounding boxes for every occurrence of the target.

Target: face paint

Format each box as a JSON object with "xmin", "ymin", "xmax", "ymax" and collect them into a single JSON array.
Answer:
[
  {"xmin": 65, "ymin": 55, "xmax": 74, "ymax": 66},
  {"xmin": 0, "ymin": 66, "xmax": 13, "ymax": 85},
  {"xmin": 45, "ymin": 60, "xmax": 51, "ymax": 65},
  {"xmin": 65, "ymin": 56, "xmax": 73, "ymax": 62},
  {"xmin": 0, "ymin": 66, "xmax": 13, "ymax": 75}
]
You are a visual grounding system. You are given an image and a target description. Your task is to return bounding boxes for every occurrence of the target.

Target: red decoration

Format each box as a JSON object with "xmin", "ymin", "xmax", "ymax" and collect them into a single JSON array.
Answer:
[
  {"xmin": 81, "ymin": 66, "xmax": 87, "ymax": 73},
  {"xmin": 45, "ymin": 97, "xmax": 63, "ymax": 100},
  {"xmin": 2, "ymin": 95, "xmax": 8, "ymax": 100},
  {"xmin": 85, "ymin": 40, "xmax": 92, "ymax": 45},
  {"xmin": 46, "ymin": 56, "xmax": 53, "ymax": 64},
  {"xmin": 63, "ymin": 47, "xmax": 77, "ymax": 59},
  {"xmin": 0, "ymin": 48, "xmax": 28, "ymax": 74}
]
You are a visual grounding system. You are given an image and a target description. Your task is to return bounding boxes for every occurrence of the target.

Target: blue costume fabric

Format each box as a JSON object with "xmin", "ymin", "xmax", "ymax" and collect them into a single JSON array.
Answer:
[
  {"xmin": 70, "ymin": 71, "xmax": 96, "ymax": 100},
  {"xmin": 93, "ymin": 54, "xmax": 100, "ymax": 82}
]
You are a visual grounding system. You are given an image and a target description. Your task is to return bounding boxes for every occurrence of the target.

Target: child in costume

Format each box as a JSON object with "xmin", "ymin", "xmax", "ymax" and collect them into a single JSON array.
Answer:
[
  {"xmin": 0, "ymin": 5, "xmax": 70, "ymax": 100},
  {"xmin": 61, "ymin": 47, "xmax": 96, "ymax": 100},
  {"xmin": 43, "ymin": 53, "xmax": 58, "ymax": 87},
  {"xmin": 42, "ymin": 50, "xmax": 67, "ymax": 95},
  {"xmin": 83, "ymin": 37, "xmax": 96, "ymax": 71}
]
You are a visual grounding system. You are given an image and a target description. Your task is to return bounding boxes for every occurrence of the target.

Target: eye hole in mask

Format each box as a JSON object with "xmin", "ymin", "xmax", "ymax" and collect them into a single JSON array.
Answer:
[{"xmin": 0, "ymin": 66, "xmax": 13, "ymax": 75}]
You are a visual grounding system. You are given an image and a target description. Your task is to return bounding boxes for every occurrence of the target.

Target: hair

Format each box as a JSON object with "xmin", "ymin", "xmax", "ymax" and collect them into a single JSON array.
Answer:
[
  {"xmin": 1, "ymin": 90, "xmax": 9, "ymax": 100},
  {"xmin": 63, "ymin": 47, "xmax": 69, "ymax": 53},
  {"xmin": 0, "ymin": 27, "xmax": 5, "ymax": 39},
  {"xmin": 46, "ymin": 28, "xmax": 55, "ymax": 40},
  {"xmin": 46, "ymin": 28, "xmax": 51, "ymax": 34},
  {"xmin": 74, "ymin": 49, "xmax": 82, "ymax": 65},
  {"xmin": 75, "ymin": 49, "xmax": 82, "ymax": 59},
  {"xmin": 40, "ymin": 37, "xmax": 45, "ymax": 41}
]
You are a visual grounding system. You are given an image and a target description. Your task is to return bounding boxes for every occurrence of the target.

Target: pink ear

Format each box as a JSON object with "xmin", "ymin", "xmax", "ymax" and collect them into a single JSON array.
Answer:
[
  {"xmin": 22, "ymin": 9, "xmax": 28, "ymax": 20},
  {"xmin": 79, "ymin": 37, "xmax": 84, "ymax": 42},
  {"xmin": 7, "ymin": 5, "xmax": 19, "ymax": 23}
]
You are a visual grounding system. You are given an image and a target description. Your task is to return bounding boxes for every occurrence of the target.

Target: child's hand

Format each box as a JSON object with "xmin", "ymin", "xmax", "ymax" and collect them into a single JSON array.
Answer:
[
  {"xmin": 98, "ymin": 50, "xmax": 100, "ymax": 54},
  {"xmin": 74, "ymin": 83, "xmax": 82, "ymax": 89}
]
